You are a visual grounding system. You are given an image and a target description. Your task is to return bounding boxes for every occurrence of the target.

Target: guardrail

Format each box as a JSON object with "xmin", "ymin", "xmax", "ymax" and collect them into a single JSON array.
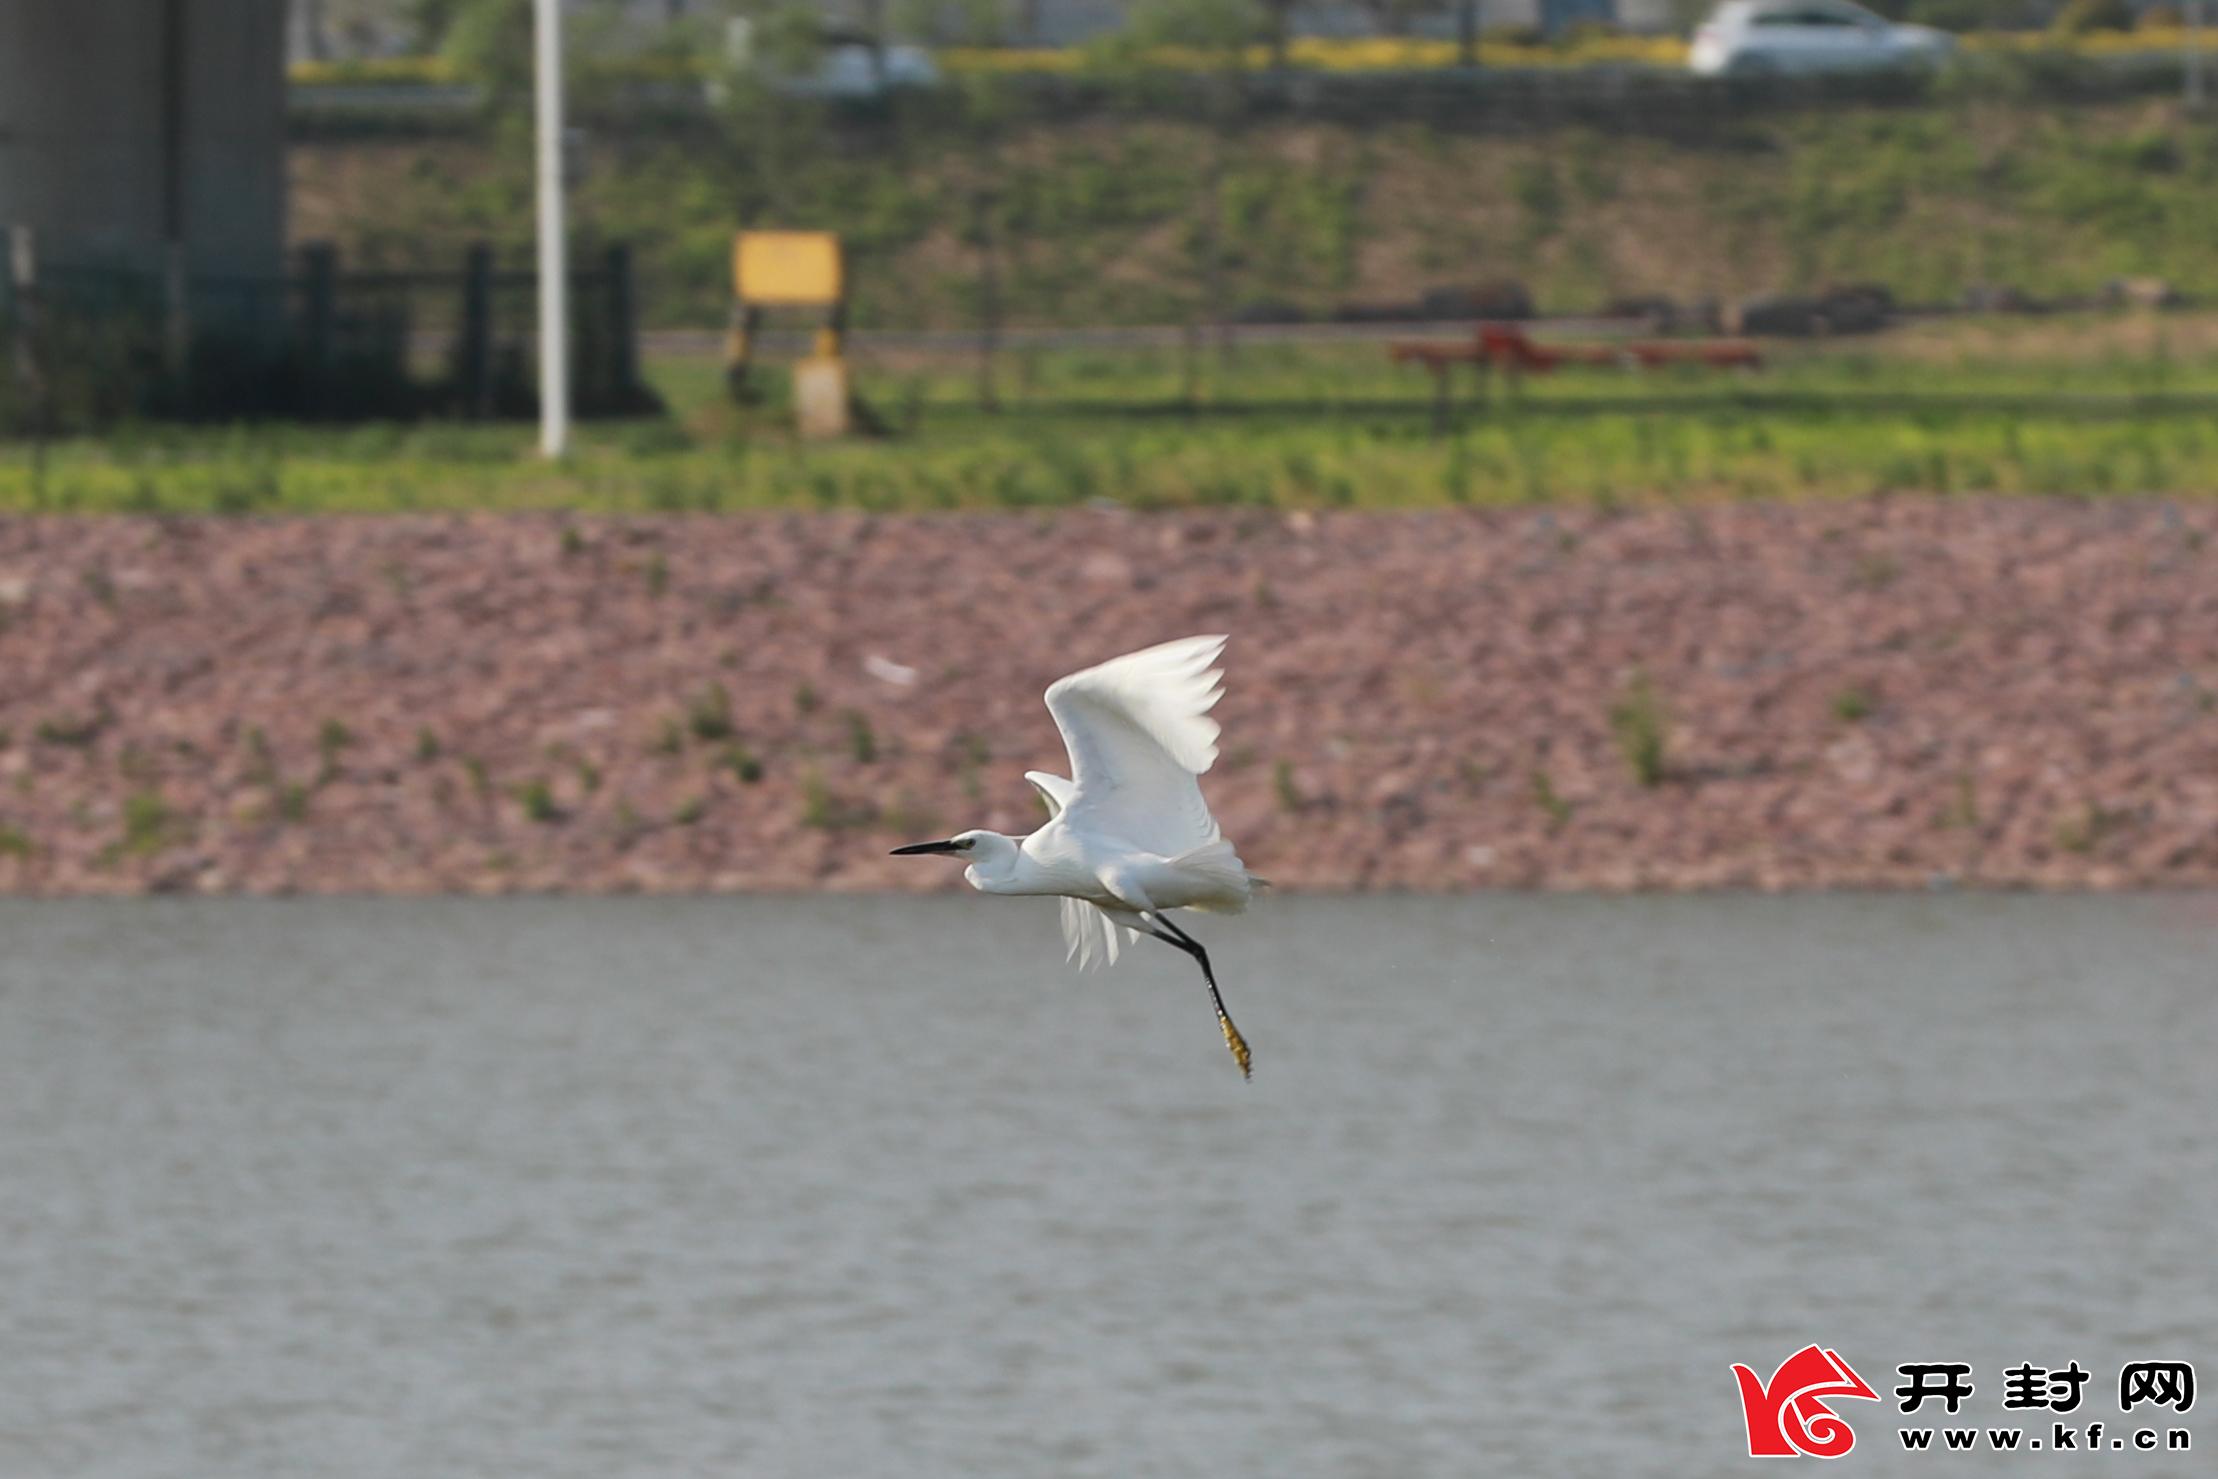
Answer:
[{"xmin": 285, "ymin": 47, "xmax": 2216, "ymax": 135}]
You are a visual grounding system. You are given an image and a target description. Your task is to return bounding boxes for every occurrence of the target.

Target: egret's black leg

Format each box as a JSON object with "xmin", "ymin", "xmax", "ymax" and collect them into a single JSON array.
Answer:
[{"xmin": 1140, "ymin": 912, "xmax": 1251, "ymax": 1080}]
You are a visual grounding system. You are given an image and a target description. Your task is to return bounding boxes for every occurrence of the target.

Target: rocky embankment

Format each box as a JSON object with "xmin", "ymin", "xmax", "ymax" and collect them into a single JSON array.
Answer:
[{"xmin": 2, "ymin": 499, "xmax": 2215, "ymax": 895}]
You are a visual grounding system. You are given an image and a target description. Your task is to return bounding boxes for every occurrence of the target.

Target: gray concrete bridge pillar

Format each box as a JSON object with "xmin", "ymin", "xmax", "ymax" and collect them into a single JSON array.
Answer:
[{"xmin": 0, "ymin": 1, "xmax": 286, "ymax": 283}]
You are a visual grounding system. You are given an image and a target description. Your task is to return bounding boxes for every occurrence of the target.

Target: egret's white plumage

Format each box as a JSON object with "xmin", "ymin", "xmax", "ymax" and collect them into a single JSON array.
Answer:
[{"xmin": 891, "ymin": 634, "xmax": 1260, "ymax": 1076}]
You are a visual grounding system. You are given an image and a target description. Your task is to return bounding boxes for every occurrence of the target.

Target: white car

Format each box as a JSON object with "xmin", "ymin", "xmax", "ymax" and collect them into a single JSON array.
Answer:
[
  {"xmin": 1689, "ymin": 0, "xmax": 1954, "ymax": 77},
  {"xmin": 786, "ymin": 42, "xmax": 940, "ymax": 99}
]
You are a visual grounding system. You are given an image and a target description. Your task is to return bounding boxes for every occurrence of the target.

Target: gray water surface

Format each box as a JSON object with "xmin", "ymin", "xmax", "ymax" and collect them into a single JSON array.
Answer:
[{"xmin": 1, "ymin": 894, "xmax": 2212, "ymax": 1478}]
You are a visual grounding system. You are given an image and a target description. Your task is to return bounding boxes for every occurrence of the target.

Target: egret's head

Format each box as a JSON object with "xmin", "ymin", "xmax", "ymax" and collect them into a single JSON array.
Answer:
[{"xmin": 889, "ymin": 829, "xmax": 1019, "ymax": 888}]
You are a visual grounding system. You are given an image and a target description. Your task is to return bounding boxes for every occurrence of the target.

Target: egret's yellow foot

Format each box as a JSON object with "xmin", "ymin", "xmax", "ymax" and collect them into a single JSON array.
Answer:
[{"xmin": 1219, "ymin": 1011, "xmax": 1252, "ymax": 1080}]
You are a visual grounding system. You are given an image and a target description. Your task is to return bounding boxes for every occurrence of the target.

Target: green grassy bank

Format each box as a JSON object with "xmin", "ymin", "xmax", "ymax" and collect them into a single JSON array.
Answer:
[
  {"xmin": 6, "ymin": 317, "xmax": 2218, "ymax": 514},
  {"xmin": 294, "ymin": 94, "xmax": 2218, "ymax": 333}
]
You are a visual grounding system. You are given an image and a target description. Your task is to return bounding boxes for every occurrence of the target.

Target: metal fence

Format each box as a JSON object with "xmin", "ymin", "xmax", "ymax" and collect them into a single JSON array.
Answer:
[{"xmin": 0, "ymin": 231, "xmax": 652, "ymax": 431}]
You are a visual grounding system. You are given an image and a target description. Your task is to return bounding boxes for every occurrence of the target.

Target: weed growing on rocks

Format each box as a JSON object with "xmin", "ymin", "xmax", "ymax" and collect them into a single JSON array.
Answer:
[
  {"xmin": 801, "ymin": 770, "xmax": 834, "ymax": 829},
  {"xmin": 800, "ymin": 770, "xmax": 875, "ymax": 830},
  {"xmin": 718, "ymin": 744, "xmax": 764, "ymax": 784},
  {"xmin": 844, "ymin": 711, "xmax": 878, "ymax": 764},
  {"xmin": 37, "ymin": 712, "xmax": 104, "ymax": 748},
  {"xmin": 952, "ymin": 732, "xmax": 990, "ymax": 800},
  {"xmin": 687, "ymin": 684, "xmax": 734, "ymax": 742},
  {"xmin": 882, "ymin": 793, "xmax": 937, "ymax": 840},
  {"xmin": 244, "ymin": 726, "xmax": 278, "ymax": 785},
  {"xmin": 117, "ymin": 743, "xmax": 154, "ymax": 784},
  {"xmin": 278, "ymin": 783, "xmax": 311, "ymax": 823},
  {"xmin": 318, "ymin": 719, "xmax": 353, "ymax": 780},
  {"xmin": 1531, "ymin": 769, "xmax": 1573, "ymax": 831},
  {"xmin": 515, "ymin": 779, "xmax": 561, "ymax": 824},
  {"xmin": 1941, "ymin": 773, "xmax": 1980, "ymax": 829},
  {"xmin": 2054, "ymin": 801, "xmax": 2124, "ymax": 854},
  {"xmin": 1609, "ymin": 674, "xmax": 1670, "ymax": 789},
  {"xmin": 1853, "ymin": 553, "xmax": 1902, "ymax": 591},
  {"xmin": 120, "ymin": 791, "xmax": 177, "ymax": 854}
]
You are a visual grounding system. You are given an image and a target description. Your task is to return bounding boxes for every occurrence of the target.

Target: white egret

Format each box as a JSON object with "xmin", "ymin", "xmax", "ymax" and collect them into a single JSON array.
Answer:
[{"xmin": 892, "ymin": 635, "xmax": 1261, "ymax": 1078}]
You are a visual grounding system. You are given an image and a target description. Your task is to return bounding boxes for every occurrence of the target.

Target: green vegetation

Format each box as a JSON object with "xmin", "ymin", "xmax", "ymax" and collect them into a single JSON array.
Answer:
[
  {"xmin": 800, "ymin": 770, "xmax": 837, "ymax": 830},
  {"xmin": 1942, "ymin": 773, "xmax": 1981, "ymax": 828},
  {"xmin": 286, "ymin": 5, "xmax": 2209, "ymax": 92},
  {"xmin": 10, "ymin": 319, "xmax": 2218, "ymax": 513},
  {"xmin": 953, "ymin": 732, "xmax": 991, "ymax": 800},
  {"xmin": 880, "ymin": 793, "xmax": 940, "ymax": 841},
  {"xmin": 120, "ymin": 791, "xmax": 179, "ymax": 855},
  {"xmin": 2054, "ymin": 799, "xmax": 2127, "ymax": 853},
  {"xmin": 799, "ymin": 768, "xmax": 876, "ymax": 830},
  {"xmin": 843, "ymin": 710, "xmax": 879, "ymax": 765},
  {"xmin": 1530, "ymin": 769, "xmax": 1574, "ymax": 831},
  {"xmin": 717, "ymin": 743, "xmax": 765, "ymax": 784},
  {"xmin": 318, "ymin": 719, "xmax": 354, "ymax": 779},
  {"xmin": 36, "ymin": 713, "xmax": 106, "ymax": 747},
  {"xmin": 515, "ymin": 777, "xmax": 561, "ymax": 824},
  {"xmin": 292, "ymin": 94, "xmax": 2218, "ymax": 333},
  {"xmin": 1609, "ymin": 673, "xmax": 1671, "ymax": 789},
  {"xmin": 277, "ymin": 782, "xmax": 313, "ymax": 823},
  {"xmin": 686, "ymin": 683, "xmax": 735, "ymax": 742}
]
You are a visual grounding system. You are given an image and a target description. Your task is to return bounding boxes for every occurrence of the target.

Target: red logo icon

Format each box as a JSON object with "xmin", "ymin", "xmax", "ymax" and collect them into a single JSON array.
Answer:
[{"xmin": 1734, "ymin": 1346, "xmax": 1882, "ymax": 1458}]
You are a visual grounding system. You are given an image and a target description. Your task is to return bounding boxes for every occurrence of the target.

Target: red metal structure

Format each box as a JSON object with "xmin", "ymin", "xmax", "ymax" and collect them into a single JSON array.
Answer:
[
  {"xmin": 1389, "ymin": 322, "xmax": 1765, "ymax": 376},
  {"xmin": 1388, "ymin": 321, "xmax": 1763, "ymax": 434}
]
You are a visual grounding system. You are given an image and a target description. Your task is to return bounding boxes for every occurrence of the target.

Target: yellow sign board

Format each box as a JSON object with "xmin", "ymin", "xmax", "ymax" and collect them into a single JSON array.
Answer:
[{"xmin": 733, "ymin": 231, "xmax": 844, "ymax": 307}]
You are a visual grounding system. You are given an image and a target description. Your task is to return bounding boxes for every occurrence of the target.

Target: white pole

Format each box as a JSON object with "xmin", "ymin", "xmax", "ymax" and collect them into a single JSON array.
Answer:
[{"xmin": 534, "ymin": 0, "xmax": 570, "ymax": 458}]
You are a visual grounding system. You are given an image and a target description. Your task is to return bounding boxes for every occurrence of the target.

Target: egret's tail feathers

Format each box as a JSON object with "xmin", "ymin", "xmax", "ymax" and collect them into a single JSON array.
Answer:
[
  {"xmin": 1173, "ymin": 837, "xmax": 1257, "ymax": 914},
  {"xmin": 1060, "ymin": 896, "xmax": 1140, "ymax": 971}
]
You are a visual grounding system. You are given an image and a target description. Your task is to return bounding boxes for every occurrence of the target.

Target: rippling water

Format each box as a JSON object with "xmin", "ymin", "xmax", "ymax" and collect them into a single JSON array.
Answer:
[{"xmin": 1, "ymin": 894, "xmax": 2212, "ymax": 1477}]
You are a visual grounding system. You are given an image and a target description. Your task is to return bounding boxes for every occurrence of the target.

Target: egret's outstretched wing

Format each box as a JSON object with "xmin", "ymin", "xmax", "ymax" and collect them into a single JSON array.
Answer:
[
  {"xmin": 1059, "ymin": 896, "xmax": 1139, "ymax": 971},
  {"xmin": 1044, "ymin": 634, "xmax": 1225, "ymax": 856},
  {"xmin": 1025, "ymin": 770, "xmax": 1075, "ymax": 819}
]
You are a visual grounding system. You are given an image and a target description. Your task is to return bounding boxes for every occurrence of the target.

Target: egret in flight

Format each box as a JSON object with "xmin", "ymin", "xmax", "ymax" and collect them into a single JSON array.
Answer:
[{"xmin": 891, "ymin": 635, "xmax": 1260, "ymax": 1078}]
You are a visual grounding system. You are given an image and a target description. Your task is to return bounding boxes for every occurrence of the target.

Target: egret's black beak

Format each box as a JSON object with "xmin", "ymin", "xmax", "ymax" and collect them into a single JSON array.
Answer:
[{"xmin": 890, "ymin": 839, "xmax": 965, "ymax": 856}]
